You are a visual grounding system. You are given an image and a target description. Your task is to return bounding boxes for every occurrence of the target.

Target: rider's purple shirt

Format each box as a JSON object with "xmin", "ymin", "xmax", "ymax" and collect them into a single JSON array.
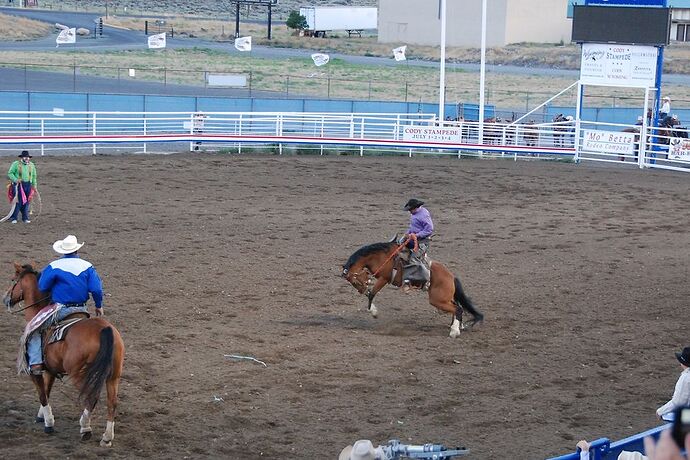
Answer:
[{"xmin": 407, "ymin": 206, "xmax": 434, "ymax": 239}]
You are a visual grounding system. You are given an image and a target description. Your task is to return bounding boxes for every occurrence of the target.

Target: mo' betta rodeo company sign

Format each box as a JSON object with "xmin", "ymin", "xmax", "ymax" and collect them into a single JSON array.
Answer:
[
  {"xmin": 401, "ymin": 126, "xmax": 461, "ymax": 143},
  {"xmin": 582, "ymin": 129, "xmax": 635, "ymax": 155}
]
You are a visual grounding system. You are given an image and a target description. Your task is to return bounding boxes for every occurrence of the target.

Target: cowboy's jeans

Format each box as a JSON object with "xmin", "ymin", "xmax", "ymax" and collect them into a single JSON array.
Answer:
[
  {"xmin": 27, "ymin": 305, "xmax": 89, "ymax": 366},
  {"xmin": 403, "ymin": 241, "xmax": 430, "ymax": 284},
  {"xmin": 10, "ymin": 182, "xmax": 31, "ymax": 222}
]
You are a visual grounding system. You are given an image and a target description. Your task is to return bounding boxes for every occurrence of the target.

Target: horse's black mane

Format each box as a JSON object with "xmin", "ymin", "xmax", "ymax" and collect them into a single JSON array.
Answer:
[
  {"xmin": 19, "ymin": 264, "xmax": 40, "ymax": 279},
  {"xmin": 343, "ymin": 242, "xmax": 396, "ymax": 270}
]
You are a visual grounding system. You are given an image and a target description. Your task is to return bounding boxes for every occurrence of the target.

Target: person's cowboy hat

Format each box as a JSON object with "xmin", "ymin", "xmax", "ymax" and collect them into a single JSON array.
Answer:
[
  {"xmin": 403, "ymin": 198, "xmax": 424, "ymax": 211},
  {"xmin": 663, "ymin": 96, "xmax": 671, "ymax": 100},
  {"xmin": 18, "ymin": 150, "xmax": 32, "ymax": 158},
  {"xmin": 676, "ymin": 346, "xmax": 690, "ymax": 366},
  {"xmin": 53, "ymin": 235, "xmax": 84, "ymax": 255},
  {"xmin": 338, "ymin": 440, "xmax": 377, "ymax": 460}
]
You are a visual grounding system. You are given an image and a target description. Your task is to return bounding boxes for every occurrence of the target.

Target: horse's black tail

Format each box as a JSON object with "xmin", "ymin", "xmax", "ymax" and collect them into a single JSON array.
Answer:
[
  {"xmin": 453, "ymin": 277, "xmax": 483, "ymax": 322},
  {"xmin": 79, "ymin": 326, "xmax": 114, "ymax": 411}
]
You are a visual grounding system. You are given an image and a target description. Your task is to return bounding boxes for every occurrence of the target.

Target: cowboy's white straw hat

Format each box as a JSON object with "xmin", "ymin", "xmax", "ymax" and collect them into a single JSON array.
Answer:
[
  {"xmin": 338, "ymin": 440, "xmax": 377, "ymax": 460},
  {"xmin": 53, "ymin": 235, "xmax": 84, "ymax": 254}
]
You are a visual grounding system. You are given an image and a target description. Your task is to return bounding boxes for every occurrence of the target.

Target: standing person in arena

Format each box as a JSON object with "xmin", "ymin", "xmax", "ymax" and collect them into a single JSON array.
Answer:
[
  {"xmin": 657, "ymin": 346, "xmax": 690, "ymax": 421},
  {"xmin": 7, "ymin": 150, "xmax": 37, "ymax": 224},
  {"xmin": 192, "ymin": 111, "xmax": 207, "ymax": 151}
]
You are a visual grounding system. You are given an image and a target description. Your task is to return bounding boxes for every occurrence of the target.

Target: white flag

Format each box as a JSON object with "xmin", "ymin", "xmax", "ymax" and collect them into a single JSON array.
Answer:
[
  {"xmin": 234, "ymin": 36, "xmax": 252, "ymax": 52},
  {"xmin": 55, "ymin": 28, "xmax": 76, "ymax": 47},
  {"xmin": 147, "ymin": 32, "xmax": 166, "ymax": 49},
  {"xmin": 393, "ymin": 45, "xmax": 407, "ymax": 62},
  {"xmin": 311, "ymin": 53, "xmax": 330, "ymax": 67}
]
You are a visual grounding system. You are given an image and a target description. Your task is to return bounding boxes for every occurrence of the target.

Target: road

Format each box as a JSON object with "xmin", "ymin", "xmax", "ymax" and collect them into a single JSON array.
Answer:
[{"xmin": 2, "ymin": 6, "xmax": 690, "ymax": 87}]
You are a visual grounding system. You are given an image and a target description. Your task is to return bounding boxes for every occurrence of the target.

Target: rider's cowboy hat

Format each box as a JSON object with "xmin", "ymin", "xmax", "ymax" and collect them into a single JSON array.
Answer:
[
  {"xmin": 338, "ymin": 440, "xmax": 377, "ymax": 460},
  {"xmin": 403, "ymin": 198, "xmax": 424, "ymax": 211},
  {"xmin": 18, "ymin": 150, "xmax": 32, "ymax": 158},
  {"xmin": 676, "ymin": 346, "xmax": 690, "ymax": 366},
  {"xmin": 53, "ymin": 235, "xmax": 84, "ymax": 255}
]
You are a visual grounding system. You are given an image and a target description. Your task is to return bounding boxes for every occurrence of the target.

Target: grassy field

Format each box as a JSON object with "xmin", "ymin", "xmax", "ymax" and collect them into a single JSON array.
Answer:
[
  {"xmin": 0, "ymin": 12, "xmax": 52, "ymax": 40},
  {"xmin": 2, "ymin": 9, "xmax": 690, "ymax": 110},
  {"xmin": 2, "ymin": 47, "xmax": 679, "ymax": 110}
]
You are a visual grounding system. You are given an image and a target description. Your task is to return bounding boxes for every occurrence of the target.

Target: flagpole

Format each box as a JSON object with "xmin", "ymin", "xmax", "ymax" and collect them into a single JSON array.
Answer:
[
  {"xmin": 438, "ymin": 0, "xmax": 447, "ymax": 124},
  {"xmin": 478, "ymin": 0, "xmax": 487, "ymax": 144}
]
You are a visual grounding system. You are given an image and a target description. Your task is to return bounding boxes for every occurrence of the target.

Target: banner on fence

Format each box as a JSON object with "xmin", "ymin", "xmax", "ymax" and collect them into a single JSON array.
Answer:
[
  {"xmin": 55, "ymin": 28, "xmax": 76, "ymax": 47},
  {"xmin": 580, "ymin": 44, "xmax": 657, "ymax": 88},
  {"xmin": 669, "ymin": 137, "xmax": 690, "ymax": 160},
  {"xmin": 582, "ymin": 129, "xmax": 635, "ymax": 155},
  {"xmin": 400, "ymin": 126, "xmax": 461, "ymax": 143},
  {"xmin": 148, "ymin": 33, "xmax": 166, "ymax": 49}
]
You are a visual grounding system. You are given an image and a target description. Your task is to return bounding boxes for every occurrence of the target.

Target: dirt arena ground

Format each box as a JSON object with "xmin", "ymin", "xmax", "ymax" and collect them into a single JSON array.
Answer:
[{"xmin": 0, "ymin": 153, "xmax": 688, "ymax": 459}]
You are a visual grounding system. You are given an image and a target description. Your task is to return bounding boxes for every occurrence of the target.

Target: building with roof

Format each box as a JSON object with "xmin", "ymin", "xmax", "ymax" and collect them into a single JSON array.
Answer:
[{"xmin": 377, "ymin": 0, "xmax": 572, "ymax": 47}]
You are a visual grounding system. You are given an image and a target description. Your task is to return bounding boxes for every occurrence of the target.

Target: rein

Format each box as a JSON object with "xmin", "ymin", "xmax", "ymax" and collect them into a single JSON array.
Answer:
[
  {"xmin": 8, "ymin": 296, "xmax": 51, "ymax": 314},
  {"xmin": 371, "ymin": 234, "xmax": 417, "ymax": 277}
]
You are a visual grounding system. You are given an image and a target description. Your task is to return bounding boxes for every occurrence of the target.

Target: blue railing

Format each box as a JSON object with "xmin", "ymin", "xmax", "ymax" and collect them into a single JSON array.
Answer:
[{"xmin": 548, "ymin": 424, "xmax": 671, "ymax": 460}]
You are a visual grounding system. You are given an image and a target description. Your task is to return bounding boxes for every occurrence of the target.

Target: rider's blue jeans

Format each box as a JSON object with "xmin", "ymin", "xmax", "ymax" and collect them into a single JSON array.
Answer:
[{"xmin": 27, "ymin": 305, "xmax": 88, "ymax": 366}]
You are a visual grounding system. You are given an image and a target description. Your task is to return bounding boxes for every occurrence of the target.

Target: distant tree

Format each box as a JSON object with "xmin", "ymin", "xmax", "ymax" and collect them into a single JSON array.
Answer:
[{"xmin": 286, "ymin": 11, "xmax": 308, "ymax": 30}]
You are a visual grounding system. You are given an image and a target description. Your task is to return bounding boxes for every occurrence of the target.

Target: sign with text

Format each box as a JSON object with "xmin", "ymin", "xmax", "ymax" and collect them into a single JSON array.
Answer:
[
  {"xmin": 580, "ymin": 43, "xmax": 657, "ymax": 88},
  {"xmin": 668, "ymin": 138, "xmax": 690, "ymax": 161},
  {"xmin": 582, "ymin": 129, "xmax": 635, "ymax": 155},
  {"xmin": 401, "ymin": 126, "xmax": 461, "ymax": 143}
]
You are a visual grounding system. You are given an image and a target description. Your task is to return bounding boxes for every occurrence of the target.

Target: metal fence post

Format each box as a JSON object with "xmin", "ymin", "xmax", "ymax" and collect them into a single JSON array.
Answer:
[{"xmin": 92, "ymin": 113, "xmax": 97, "ymax": 155}]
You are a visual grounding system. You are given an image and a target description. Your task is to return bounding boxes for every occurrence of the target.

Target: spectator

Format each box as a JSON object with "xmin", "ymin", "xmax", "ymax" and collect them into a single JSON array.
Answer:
[
  {"xmin": 660, "ymin": 97, "xmax": 672, "ymax": 125},
  {"xmin": 644, "ymin": 428, "xmax": 690, "ymax": 460},
  {"xmin": 657, "ymin": 347, "xmax": 690, "ymax": 421},
  {"xmin": 576, "ymin": 440, "xmax": 647, "ymax": 460},
  {"xmin": 338, "ymin": 439, "xmax": 377, "ymax": 460}
]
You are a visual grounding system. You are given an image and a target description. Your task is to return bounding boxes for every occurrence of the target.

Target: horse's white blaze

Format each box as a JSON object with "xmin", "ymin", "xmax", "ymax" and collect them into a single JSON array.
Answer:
[
  {"xmin": 80, "ymin": 409, "xmax": 92, "ymax": 433},
  {"xmin": 100, "ymin": 420, "xmax": 115, "ymax": 447},
  {"xmin": 369, "ymin": 303, "xmax": 378, "ymax": 318},
  {"xmin": 42, "ymin": 404, "xmax": 54, "ymax": 428},
  {"xmin": 450, "ymin": 318, "xmax": 461, "ymax": 338}
]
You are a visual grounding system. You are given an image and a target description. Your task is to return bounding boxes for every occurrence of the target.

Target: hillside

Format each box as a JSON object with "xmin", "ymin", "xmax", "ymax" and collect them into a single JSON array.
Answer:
[{"xmin": 39, "ymin": 0, "xmax": 378, "ymax": 19}]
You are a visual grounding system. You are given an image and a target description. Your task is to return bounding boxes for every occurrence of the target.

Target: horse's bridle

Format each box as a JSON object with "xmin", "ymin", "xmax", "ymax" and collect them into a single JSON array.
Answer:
[{"xmin": 4, "ymin": 268, "xmax": 48, "ymax": 314}]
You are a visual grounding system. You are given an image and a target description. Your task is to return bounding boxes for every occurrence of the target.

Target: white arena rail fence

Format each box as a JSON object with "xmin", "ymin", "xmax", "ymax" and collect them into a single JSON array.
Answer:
[
  {"xmin": 0, "ymin": 111, "xmax": 575, "ymax": 158},
  {"xmin": 575, "ymin": 119, "xmax": 690, "ymax": 173},
  {"xmin": 0, "ymin": 111, "xmax": 687, "ymax": 173}
]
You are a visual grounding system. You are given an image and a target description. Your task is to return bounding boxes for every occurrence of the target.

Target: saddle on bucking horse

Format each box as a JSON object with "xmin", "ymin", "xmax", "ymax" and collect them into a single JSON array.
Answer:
[{"xmin": 391, "ymin": 237, "xmax": 432, "ymax": 292}]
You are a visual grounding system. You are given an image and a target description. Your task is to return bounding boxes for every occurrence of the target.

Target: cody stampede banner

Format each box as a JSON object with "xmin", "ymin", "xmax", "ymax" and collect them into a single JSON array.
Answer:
[
  {"xmin": 401, "ymin": 126, "xmax": 461, "ymax": 143},
  {"xmin": 580, "ymin": 43, "xmax": 657, "ymax": 88}
]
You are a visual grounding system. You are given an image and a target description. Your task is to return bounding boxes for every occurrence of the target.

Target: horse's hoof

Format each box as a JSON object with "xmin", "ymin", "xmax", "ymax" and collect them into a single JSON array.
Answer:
[
  {"xmin": 44, "ymin": 426, "xmax": 54, "ymax": 434},
  {"xmin": 81, "ymin": 431, "xmax": 92, "ymax": 441},
  {"xmin": 100, "ymin": 439, "xmax": 112, "ymax": 447},
  {"xmin": 35, "ymin": 416, "xmax": 44, "ymax": 424}
]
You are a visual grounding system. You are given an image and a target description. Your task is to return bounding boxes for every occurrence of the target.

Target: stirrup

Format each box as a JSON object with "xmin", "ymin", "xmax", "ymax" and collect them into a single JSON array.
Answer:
[{"xmin": 30, "ymin": 364, "xmax": 44, "ymax": 376}]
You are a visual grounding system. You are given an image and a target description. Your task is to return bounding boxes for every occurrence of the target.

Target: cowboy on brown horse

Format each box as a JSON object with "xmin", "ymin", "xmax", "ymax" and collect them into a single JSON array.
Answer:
[
  {"xmin": 24, "ymin": 234, "xmax": 104, "ymax": 375},
  {"xmin": 399, "ymin": 198, "xmax": 433, "ymax": 292}
]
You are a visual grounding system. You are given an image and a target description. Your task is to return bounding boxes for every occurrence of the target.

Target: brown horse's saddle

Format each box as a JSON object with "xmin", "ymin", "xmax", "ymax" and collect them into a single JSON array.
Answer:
[
  {"xmin": 392, "ymin": 253, "xmax": 432, "ymax": 291},
  {"xmin": 47, "ymin": 314, "xmax": 89, "ymax": 345}
]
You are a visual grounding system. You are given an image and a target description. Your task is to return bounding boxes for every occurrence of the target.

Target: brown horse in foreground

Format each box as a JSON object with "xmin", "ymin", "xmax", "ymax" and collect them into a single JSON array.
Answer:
[
  {"xmin": 3, "ymin": 263, "xmax": 124, "ymax": 446},
  {"xmin": 342, "ymin": 239, "xmax": 483, "ymax": 338}
]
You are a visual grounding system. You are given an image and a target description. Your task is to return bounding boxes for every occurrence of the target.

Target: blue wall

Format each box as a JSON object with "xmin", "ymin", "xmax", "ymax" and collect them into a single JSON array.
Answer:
[
  {"xmin": 0, "ymin": 91, "xmax": 452, "ymax": 117},
  {"xmin": 3, "ymin": 90, "xmax": 686, "ymax": 127}
]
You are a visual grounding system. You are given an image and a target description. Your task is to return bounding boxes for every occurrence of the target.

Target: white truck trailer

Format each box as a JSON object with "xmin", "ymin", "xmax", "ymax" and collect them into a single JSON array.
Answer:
[{"xmin": 299, "ymin": 6, "xmax": 378, "ymax": 37}]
